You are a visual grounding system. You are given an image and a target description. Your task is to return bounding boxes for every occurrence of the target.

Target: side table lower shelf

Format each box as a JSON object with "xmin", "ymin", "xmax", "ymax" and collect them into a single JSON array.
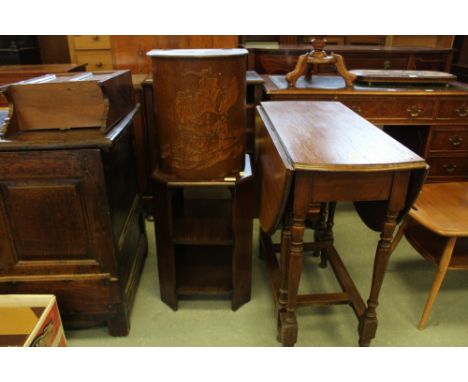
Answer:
[
  {"xmin": 175, "ymin": 245, "xmax": 233, "ymax": 295},
  {"xmin": 152, "ymin": 154, "xmax": 253, "ymax": 311}
]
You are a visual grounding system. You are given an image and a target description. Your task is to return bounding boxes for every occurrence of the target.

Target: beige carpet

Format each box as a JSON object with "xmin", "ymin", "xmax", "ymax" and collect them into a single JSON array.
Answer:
[{"xmin": 65, "ymin": 202, "xmax": 468, "ymax": 346}]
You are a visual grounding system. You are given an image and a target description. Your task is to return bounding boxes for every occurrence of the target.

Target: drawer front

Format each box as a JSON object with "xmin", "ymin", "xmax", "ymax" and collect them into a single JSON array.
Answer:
[
  {"xmin": 437, "ymin": 99, "xmax": 468, "ymax": 120},
  {"xmin": 414, "ymin": 53, "xmax": 450, "ymax": 71},
  {"xmin": 343, "ymin": 54, "xmax": 409, "ymax": 70},
  {"xmin": 427, "ymin": 156, "xmax": 468, "ymax": 178},
  {"xmin": 430, "ymin": 127, "xmax": 468, "ymax": 152},
  {"xmin": 338, "ymin": 97, "xmax": 434, "ymax": 121},
  {"xmin": 255, "ymin": 53, "xmax": 301, "ymax": 74},
  {"xmin": 75, "ymin": 51, "xmax": 113, "ymax": 71},
  {"xmin": 73, "ymin": 35, "xmax": 111, "ymax": 50}
]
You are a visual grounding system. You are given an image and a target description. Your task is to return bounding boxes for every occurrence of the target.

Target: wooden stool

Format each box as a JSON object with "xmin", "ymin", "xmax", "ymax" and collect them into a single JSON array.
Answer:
[{"xmin": 391, "ymin": 182, "xmax": 468, "ymax": 329}]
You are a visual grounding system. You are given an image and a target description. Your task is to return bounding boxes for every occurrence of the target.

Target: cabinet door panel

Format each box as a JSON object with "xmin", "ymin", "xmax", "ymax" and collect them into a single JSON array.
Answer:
[
  {"xmin": 3, "ymin": 180, "xmax": 90, "ymax": 260},
  {"xmin": 0, "ymin": 149, "xmax": 115, "ymax": 277}
]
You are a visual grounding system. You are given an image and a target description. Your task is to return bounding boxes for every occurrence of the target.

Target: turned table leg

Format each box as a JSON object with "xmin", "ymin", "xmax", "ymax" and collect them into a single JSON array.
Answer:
[
  {"xmin": 359, "ymin": 171, "xmax": 410, "ymax": 346},
  {"xmin": 359, "ymin": 210, "xmax": 398, "ymax": 346},
  {"xmin": 319, "ymin": 202, "xmax": 337, "ymax": 268},
  {"xmin": 312, "ymin": 202, "xmax": 328, "ymax": 258},
  {"xmin": 280, "ymin": 216, "xmax": 305, "ymax": 346},
  {"xmin": 277, "ymin": 210, "xmax": 293, "ymax": 342}
]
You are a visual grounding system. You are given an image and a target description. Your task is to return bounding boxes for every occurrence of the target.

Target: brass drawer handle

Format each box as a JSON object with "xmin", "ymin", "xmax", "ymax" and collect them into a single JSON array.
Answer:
[
  {"xmin": 350, "ymin": 105, "xmax": 361, "ymax": 114},
  {"xmin": 456, "ymin": 104, "xmax": 468, "ymax": 117},
  {"xmin": 96, "ymin": 62, "xmax": 103, "ymax": 68},
  {"xmin": 448, "ymin": 135, "xmax": 464, "ymax": 147},
  {"xmin": 407, "ymin": 105, "xmax": 422, "ymax": 118},
  {"xmin": 383, "ymin": 60, "xmax": 391, "ymax": 69},
  {"xmin": 93, "ymin": 36, "xmax": 100, "ymax": 41},
  {"xmin": 443, "ymin": 163, "xmax": 457, "ymax": 173}
]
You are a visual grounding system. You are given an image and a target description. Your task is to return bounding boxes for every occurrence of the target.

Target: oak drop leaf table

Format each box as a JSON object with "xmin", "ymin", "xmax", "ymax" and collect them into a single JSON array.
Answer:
[{"xmin": 256, "ymin": 101, "xmax": 428, "ymax": 346}]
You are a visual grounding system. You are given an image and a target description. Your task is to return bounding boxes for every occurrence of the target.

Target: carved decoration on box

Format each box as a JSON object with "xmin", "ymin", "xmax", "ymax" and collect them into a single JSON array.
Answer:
[{"xmin": 162, "ymin": 68, "xmax": 242, "ymax": 172}]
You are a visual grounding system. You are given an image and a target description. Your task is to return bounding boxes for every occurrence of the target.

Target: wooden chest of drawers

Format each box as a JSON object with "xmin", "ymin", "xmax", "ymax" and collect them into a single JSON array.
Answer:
[
  {"xmin": 262, "ymin": 75, "xmax": 468, "ymax": 182},
  {"xmin": 68, "ymin": 35, "xmax": 113, "ymax": 71},
  {"xmin": 334, "ymin": 97, "xmax": 468, "ymax": 125},
  {"xmin": 67, "ymin": 35, "xmax": 240, "ymax": 74},
  {"xmin": 249, "ymin": 45, "xmax": 454, "ymax": 74},
  {"xmin": 426, "ymin": 125, "xmax": 468, "ymax": 180},
  {"xmin": 429, "ymin": 126, "xmax": 468, "ymax": 151}
]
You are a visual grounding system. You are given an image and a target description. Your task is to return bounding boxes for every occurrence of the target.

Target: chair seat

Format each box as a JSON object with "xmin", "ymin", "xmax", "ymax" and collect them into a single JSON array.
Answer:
[
  {"xmin": 409, "ymin": 182, "xmax": 468, "ymax": 237},
  {"xmin": 405, "ymin": 223, "xmax": 468, "ymax": 269}
]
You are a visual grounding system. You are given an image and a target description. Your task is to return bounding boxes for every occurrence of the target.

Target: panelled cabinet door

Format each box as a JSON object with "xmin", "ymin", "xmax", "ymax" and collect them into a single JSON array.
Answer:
[{"xmin": 0, "ymin": 149, "xmax": 116, "ymax": 278}]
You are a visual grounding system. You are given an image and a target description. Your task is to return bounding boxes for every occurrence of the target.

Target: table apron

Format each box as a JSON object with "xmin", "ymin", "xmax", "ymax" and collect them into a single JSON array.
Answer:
[{"xmin": 304, "ymin": 171, "xmax": 395, "ymax": 202}]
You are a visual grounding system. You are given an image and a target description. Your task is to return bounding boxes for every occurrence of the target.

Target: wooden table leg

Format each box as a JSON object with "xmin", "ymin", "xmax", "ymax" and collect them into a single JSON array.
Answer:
[
  {"xmin": 279, "ymin": 215, "xmax": 305, "ymax": 347},
  {"xmin": 312, "ymin": 202, "xmax": 328, "ymax": 258},
  {"xmin": 319, "ymin": 202, "xmax": 337, "ymax": 268},
  {"xmin": 359, "ymin": 209, "xmax": 398, "ymax": 346},
  {"xmin": 277, "ymin": 210, "xmax": 292, "ymax": 342},
  {"xmin": 389, "ymin": 215, "xmax": 411, "ymax": 255},
  {"xmin": 359, "ymin": 171, "xmax": 409, "ymax": 346}
]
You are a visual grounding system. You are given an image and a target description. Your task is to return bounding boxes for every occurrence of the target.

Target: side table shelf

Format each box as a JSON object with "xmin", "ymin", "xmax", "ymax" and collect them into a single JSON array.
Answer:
[{"xmin": 152, "ymin": 154, "xmax": 254, "ymax": 311}]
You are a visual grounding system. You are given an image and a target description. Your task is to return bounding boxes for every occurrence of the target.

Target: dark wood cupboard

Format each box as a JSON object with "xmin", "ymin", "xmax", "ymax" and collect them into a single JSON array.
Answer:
[
  {"xmin": 0, "ymin": 116, "xmax": 147, "ymax": 335},
  {"xmin": 0, "ymin": 72, "xmax": 147, "ymax": 336}
]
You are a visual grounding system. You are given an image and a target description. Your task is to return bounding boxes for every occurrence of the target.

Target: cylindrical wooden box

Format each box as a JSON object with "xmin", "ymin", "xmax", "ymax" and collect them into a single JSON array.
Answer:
[{"xmin": 147, "ymin": 49, "xmax": 247, "ymax": 180}]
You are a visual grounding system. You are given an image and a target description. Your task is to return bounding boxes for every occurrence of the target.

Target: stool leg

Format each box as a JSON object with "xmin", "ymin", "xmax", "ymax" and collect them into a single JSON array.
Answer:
[{"xmin": 418, "ymin": 237, "xmax": 457, "ymax": 330}]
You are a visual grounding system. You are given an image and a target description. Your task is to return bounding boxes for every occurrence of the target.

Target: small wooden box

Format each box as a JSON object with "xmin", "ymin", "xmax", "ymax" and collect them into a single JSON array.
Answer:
[{"xmin": 2, "ymin": 70, "xmax": 135, "ymax": 136}]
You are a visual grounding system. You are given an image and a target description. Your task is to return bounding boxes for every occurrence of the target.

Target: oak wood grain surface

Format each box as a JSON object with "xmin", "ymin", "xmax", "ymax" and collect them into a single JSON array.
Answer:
[
  {"xmin": 259, "ymin": 101, "xmax": 424, "ymax": 171},
  {"xmin": 261, "ymin": 74, "xmax": 468, "ymax": 183},
  {"xmin": 0, "ymin": 64, "xmax": 87, "ymax": 85},
  {"xmin": 257, "ymin": 100, "xmax": 427, "ymax": 346},
  {"xmin": 3, "ymin": 70, "xmax": 135, "ymax": 135},
  {"xmin": 410, "ymin": 182, "xmax": 468, "ymax": 236},
  {"xmin": 148, "ymin": 49, "xmax": 247, "ymax": 180},
  {"xmin": 249, "ymin": 44, "xmax": 454, "ymax": 74}
]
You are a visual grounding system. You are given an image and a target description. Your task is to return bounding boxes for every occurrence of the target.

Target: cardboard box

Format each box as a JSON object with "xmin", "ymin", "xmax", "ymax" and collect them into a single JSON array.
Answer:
[{"xmin": 0, "ymin": 295, "xmax": 67, "ymax": 347}]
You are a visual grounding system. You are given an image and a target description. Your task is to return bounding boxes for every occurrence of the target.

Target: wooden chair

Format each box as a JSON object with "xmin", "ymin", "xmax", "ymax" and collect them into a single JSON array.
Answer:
[{"xmin": 391, "ymin": 182, "xmax": 468, "ymax": 329}]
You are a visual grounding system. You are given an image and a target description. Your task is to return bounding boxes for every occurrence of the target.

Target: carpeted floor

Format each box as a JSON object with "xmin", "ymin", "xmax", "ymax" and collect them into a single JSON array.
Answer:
[{"xmin": 65, "ymin": 202, "xmax": 468, "ymax": 346}]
